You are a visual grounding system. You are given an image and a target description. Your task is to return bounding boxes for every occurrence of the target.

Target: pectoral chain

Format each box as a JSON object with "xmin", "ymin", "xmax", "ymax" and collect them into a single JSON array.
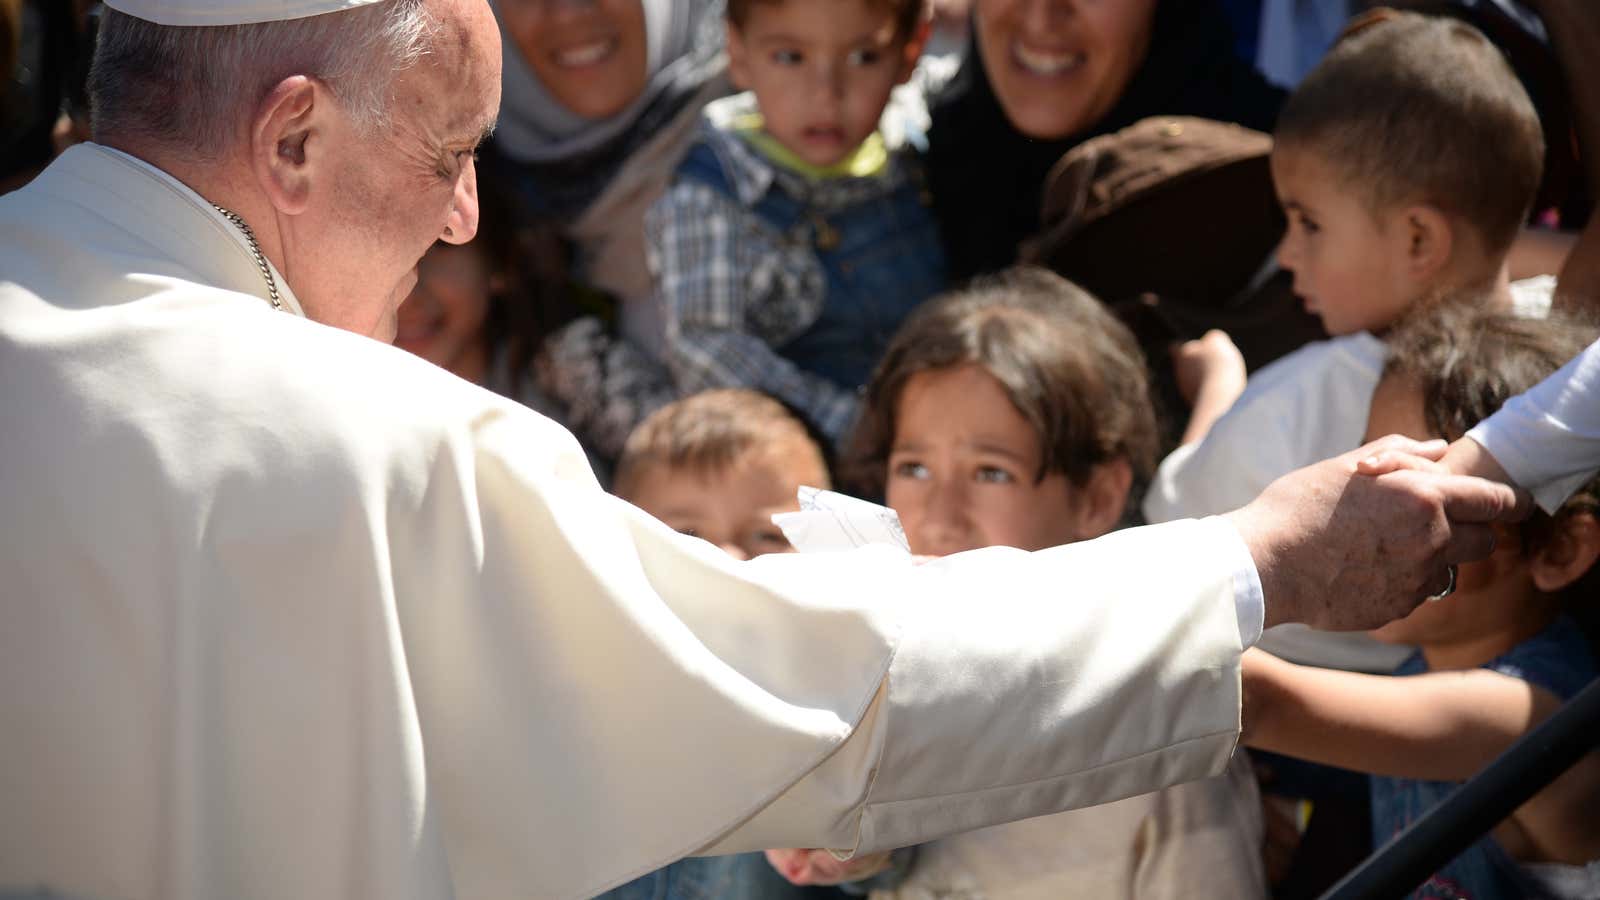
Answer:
[{"xmin": 212, "ymin": 204, "xmax": 284, "ymax": 311}]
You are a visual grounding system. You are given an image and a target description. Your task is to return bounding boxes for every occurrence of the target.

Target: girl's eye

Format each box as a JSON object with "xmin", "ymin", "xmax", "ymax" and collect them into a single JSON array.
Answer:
[
  {"xmin": 848, "ymin": 48, "xmax": 882, "ymax": 66},
  {"xmin": 892, "ymin": 461, "xmax": 930, "ymax": 480},
  {"xmin": 676, "ymin": 526, "xmax": 701, "ymax": 539},
  {"xmin": 1292, "ymin": 211, "xmax": 1319, "ymax": 235},
  {"xmin": 772, "ymin": 49, "xmax": 802, "ymax": 65},
  {"xmin": 754, "ymin": 530, "xmax": 792, "ymax": 549},
  {"xmin": 974, "ymin": 466, "xmax": 1014, "ymax": 484}
]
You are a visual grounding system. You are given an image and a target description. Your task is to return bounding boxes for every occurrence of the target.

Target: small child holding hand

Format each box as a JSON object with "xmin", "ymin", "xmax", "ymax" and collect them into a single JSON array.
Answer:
[{"xmin": 1242, "ymin": 305, "xmax": 1600, "ymax": 899}]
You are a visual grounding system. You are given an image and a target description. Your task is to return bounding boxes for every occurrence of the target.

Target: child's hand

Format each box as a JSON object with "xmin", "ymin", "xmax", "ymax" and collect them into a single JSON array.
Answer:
[
  {"xmin": 1356, "ymin": 437, "xmax": 1533, "ymax": 519},
  {"xmin": 764, "ymin": 847, "xmax": 894, "ymax": 886},
  {"xmin": 1171, "ymin": 330, "xmax": 1246, "ymax": 410},
  {"xmin": 1171, "ymin": 330, "xmax": 1247, "ymax": 445}
]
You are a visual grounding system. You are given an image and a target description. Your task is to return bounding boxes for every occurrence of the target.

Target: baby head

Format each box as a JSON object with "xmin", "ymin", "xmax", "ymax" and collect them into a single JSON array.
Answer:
[
  {"xmin": 846, "ymin": 267, "xmax": 1158, "ymax": 556},
  {"xmin": 615, "ymin": 388, "xmax": 831, "ymax": 560},
  {"xmin": 1271, "ymin": 10, "xmax": 1542, "ymax": 336},
  {"xmin": 1366, "ymin": 305, "xmax": 1600, "ymax": 653},
  {"xmin": 725, "ymin": 0, "xmax": 927, "ymax": 168}
]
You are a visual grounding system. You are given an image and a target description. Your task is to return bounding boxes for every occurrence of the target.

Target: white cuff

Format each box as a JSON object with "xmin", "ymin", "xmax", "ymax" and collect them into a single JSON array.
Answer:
[{"xmin": 1208, "ymin": 516, "xmax": 1264, "ymax": 648}]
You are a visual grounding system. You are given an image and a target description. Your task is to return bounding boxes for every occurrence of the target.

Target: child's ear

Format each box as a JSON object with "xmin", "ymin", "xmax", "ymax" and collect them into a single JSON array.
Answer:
[
  {"xmin": 1530, "ymin": 512, "xmax": 1600, "ymax": 593},
  {"xmin": 1398, "ymin": 204, "xmax": 1454, "ymax": 283},
  {"xmin": 1071, "ymin": 458, "xmax": 1133, "ymax": 541},
  {"xmin": 725, "ymin": 21, "xmax": 752, "ymax": 91},
  {"xmin": 896, "ymin": 19, "xmax": 932, "ymax": 85}
]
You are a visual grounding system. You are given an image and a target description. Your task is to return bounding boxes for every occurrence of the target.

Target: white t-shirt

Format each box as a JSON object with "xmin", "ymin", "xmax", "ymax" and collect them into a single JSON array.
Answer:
[{"xmin": 1144, "ymin": 277, "xmax": 1555, "ymax": 671}]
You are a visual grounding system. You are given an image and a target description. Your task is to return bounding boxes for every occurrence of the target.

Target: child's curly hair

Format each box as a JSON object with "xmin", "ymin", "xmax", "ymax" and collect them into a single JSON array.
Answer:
[{"xmin": 1383, "ymin": 304, "xmax": 1600, "ymax": 619}]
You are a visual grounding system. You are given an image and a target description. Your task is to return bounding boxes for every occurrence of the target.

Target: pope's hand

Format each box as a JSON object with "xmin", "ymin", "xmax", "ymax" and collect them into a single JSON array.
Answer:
[
  {"xmin": 764, "ymin": 847, "xmax": 894, "ymax": 886},
  {"xmin": 1356, "ymin": 435, "xmax": 1533, "ymax": 516},
  {"xmin": 1226, "ymin": 436, "xmax": 1521, "ymax": 631}
]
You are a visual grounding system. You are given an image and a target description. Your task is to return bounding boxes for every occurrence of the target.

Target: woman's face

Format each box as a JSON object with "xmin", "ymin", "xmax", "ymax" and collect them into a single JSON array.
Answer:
[
  {"xmin": 499, "ymin": 0, "xmax": 650, "ymax": 119},
  {"xmin": 974, "ymin": 0, "xmax": 1159, "ymax": 139}
]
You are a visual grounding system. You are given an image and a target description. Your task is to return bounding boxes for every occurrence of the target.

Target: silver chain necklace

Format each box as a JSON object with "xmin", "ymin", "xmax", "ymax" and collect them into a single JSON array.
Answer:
[{"xmin": 211, "ymin": 204, "xmax": 284, "ymax": 311}]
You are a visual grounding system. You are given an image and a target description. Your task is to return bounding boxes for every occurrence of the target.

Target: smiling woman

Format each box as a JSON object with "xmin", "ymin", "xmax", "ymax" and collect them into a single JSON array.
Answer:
[
  {"xmin": 927, "ymin": 0, "xmax": 1287, "ymax": 281},
  {"xmin": 483, "ymin": 0, "xmax": 728, "ymax": 360}
]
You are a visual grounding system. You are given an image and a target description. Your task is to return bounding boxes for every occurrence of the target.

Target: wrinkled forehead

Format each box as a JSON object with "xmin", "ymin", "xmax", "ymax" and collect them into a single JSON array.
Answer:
[{"xmin": 411, "ymin": 0, "xmax": 503, "ymax": 133}]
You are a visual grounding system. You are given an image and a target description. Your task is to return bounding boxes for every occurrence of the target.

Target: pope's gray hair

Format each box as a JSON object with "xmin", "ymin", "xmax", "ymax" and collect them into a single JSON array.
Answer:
[{"xmin": 89, "ymin": 0, "xmax": 438, "ymax": 161}]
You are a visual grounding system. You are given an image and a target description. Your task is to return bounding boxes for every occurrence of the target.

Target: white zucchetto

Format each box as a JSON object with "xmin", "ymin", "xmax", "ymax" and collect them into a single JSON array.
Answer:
[{"xmin": 103, "ymin": 0, "xmax": 386, "ymax": 26}]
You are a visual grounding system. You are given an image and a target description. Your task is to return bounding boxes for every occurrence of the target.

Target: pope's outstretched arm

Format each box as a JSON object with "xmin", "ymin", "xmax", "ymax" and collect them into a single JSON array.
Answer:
[{"xmin": 418, "ymin": 400, "xmax": 1510, "ymax": 899}]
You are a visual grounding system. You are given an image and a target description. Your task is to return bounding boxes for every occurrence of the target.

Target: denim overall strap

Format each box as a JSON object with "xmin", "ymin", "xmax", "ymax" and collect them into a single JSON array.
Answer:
[
  {"xmin": 779, "ymin": 166, "xmax": 949, "ymax": 392},
  {"xmin": 674, "ymin": 140, "xmax": 809, "ymax": 235}
]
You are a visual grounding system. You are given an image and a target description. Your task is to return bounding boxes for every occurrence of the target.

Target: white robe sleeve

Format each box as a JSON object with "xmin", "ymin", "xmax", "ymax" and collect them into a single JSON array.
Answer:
[
  {"xmin": 1467, "ymin": 335, "xmax": 1600, "ymax": 514},
  {"xmin": 0, "ymin": 144, "xmax": 1253, "ymax": 900},
  {"xmin": 396, "ymin": 409, "xmax": 1248, "ymax": 898}
]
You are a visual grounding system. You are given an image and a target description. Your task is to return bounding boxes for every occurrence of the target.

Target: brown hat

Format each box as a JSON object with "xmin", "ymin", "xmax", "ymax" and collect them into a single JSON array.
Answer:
[
  {"xmin": 1022, "ymin": 116, "xmax": 1282, "ymax": 309},
  {"xmin": 1032, "ymin": 117, "xmax": 1272, "ymax": 246}
]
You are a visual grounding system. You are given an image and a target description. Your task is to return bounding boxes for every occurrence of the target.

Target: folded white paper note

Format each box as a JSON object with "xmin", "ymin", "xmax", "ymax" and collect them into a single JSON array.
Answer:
[{"xmin": 772, "ymin": 486, "xmax": 910, "ymax": 553}]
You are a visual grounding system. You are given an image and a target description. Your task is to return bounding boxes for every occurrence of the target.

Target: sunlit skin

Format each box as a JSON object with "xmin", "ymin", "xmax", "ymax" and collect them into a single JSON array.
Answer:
[
  {"xmin": 497, "ymin": 0, "xmax": 649, "ymax": 120},
  {"xmin": 725, "ymin": 0, "xmax": 925, "ymax": 168},
  {"xmin": 1270, "ymin": 146, "xmax": 1420, "ymax": 336},
  {"xmin": 886, "ymin": 362, "xmax": 1127, "ymax": 556},
  {"xmin": 974, "ymin": 0, "xmax": 1157, "ymax": 140},
  {"xmin": 394, "ymin": 240, "xmax": 500, "ymax": 384},
  {"xmin": 621, "ymin": 439, "xmax": 831, "ymax": 561},
  {"xmin": 1363, "ymin": 374, "xmax": 1570, "ymax": 670},
  {"xmin": 190, "ymin": 0, "xmax": 503, "ymax": 341}
]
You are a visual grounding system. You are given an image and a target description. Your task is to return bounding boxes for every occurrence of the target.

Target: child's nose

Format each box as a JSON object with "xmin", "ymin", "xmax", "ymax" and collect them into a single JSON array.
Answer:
[
  {"xmin": 808, "ymin": 63, "xmax": 847, "ymax": 102},
  {"xmin": 1275, "ymin": 233, "xmax": 1299, "ymax": 272},
  {"xmin": 920, "ymin": 480, "xmax": 971, "ymax": 547}
]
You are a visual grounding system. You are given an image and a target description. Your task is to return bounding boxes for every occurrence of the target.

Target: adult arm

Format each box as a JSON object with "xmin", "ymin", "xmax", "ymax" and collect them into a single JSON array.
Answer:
[
  {"xmin": 646, "ymin": 180, "xmax": 861, "ymax": 443},
  {"xmin": 1451, "ymin": 336, "xmax": 1600, "ymax": 513}
]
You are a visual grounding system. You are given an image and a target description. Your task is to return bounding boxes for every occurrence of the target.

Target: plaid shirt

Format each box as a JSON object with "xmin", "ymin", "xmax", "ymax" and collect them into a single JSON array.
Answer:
[{"xmin": 644, "ymin": 91, "xmax": 931, "ymax": 444}]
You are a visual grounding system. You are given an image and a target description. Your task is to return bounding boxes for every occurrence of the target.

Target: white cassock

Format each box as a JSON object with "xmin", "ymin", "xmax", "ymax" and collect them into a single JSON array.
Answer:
[{"xmin": 0, "ymin": 145, "xmax": 1258, "ymax": 900}]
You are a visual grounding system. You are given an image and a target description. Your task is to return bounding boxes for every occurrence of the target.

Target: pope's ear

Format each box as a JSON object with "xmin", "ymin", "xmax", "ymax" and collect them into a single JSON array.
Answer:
[{"xmin": 251, "ymin": 75, "xmax": 320, "ymax": 216}]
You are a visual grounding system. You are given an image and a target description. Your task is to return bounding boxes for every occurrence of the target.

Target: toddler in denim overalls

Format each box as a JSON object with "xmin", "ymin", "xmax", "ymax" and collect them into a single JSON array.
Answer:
[{"xmin": 643, "ymin": 0, "xmax": 946, "ymax": 449}]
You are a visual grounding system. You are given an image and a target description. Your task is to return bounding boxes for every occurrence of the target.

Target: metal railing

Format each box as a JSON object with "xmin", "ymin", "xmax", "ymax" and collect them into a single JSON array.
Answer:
[{"xmin": 1320, "ymin": 676, "xmax": 1600, "ymax": 899}]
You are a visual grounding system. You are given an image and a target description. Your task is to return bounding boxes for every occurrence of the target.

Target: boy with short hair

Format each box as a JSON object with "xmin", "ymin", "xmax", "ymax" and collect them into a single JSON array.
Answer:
[
  {"xmin": 601, "ymin": 387, "xmax": 864, "ymax": 900},
  {"xmin": 1144, "ymin": 12, "xmax": 1554, "ymax": 672},
  {"xmin": 645, "ymin": 0, "xmax": 945, "ymax": 449},
  {"xmin": 1143, "ymin": 21, "xmax": 1574, "ymax": 874},
  {"xmin": 615, "ymin": 387, "xmax": 831, "ymax": 560}
]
